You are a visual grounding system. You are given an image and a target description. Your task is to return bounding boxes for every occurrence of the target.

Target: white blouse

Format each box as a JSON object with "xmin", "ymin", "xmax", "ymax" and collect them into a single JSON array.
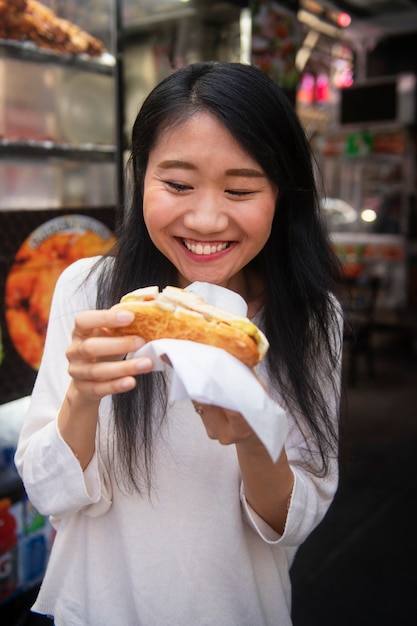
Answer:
[{"xmin": 15, "ymin": 257, "xmax": 341, "ymax": 626}]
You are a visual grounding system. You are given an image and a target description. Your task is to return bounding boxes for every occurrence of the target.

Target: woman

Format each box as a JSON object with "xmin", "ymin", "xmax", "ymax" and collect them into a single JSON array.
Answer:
[{"xmin": 15, "ymin": 62, "xmax": 343, "ymax": 625}]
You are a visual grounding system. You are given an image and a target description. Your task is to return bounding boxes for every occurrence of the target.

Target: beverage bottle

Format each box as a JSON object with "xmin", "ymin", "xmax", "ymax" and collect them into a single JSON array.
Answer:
[{"xmin": 0, "ymin": 497, "xmax": 18, "ymax": 602}]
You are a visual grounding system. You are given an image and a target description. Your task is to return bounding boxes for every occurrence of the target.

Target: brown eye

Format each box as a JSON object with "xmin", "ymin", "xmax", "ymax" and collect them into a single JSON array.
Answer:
[
  {"xmin": 226, "ymin": 189, "xmax": 254, "ymax": 196},
  {"xmin": 165, "ymin": 181, "xmax": 191, "ymax": 192}
]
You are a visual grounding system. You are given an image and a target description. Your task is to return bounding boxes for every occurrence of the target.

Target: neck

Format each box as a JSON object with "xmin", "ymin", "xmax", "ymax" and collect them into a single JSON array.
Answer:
[{"xmin": 239, "ymin": 270, "xmax": 265, "ymax": 319}]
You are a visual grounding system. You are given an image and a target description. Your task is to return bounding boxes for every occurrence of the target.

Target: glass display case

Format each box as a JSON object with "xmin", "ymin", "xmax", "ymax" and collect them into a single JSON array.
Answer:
[
  {"xmin": 317, "ymin": 124, "xmax": 417, "ymax": 311},
  {"xmin": 0, "ymin": 2, "xmax": 118, "ymax": 212},
  {"xmin": 0, "ymin": 0, "xmax": 120, "ymax": 405}
]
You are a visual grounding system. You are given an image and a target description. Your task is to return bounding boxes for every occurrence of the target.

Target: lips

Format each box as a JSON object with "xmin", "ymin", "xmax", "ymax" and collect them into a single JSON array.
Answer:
[{"xmin": 182, "ymin": 240, "xmax": 230, "ymax": 256}]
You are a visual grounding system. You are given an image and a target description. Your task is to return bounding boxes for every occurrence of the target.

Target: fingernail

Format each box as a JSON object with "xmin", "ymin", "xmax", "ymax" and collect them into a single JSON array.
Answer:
[
  {"xmin": 133, "ymin": 337, "xmax": 143, "ymax": 349},
  {"xmin": 116, "ymin": 311, "xmax": 134, "ymax": 323},
  {"xmin": 135, "ymin": 358, "xmax": 153, "ymax": 372},
  {"xmin": 121, "ymin": 377, "xmax": 136, "ymax": 390}
]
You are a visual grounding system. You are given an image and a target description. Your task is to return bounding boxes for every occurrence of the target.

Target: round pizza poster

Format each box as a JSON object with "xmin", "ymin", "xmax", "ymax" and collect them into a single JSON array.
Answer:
[{"xmin": 5, "ymin": 214, "xmax": 116, "ymax": 370}]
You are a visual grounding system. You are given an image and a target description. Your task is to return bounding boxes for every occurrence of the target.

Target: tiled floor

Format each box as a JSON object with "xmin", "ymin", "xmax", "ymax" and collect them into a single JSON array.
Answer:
[
  {"xmin": 3, "ymin": 326, "xmax": 417, "ymax": 625},
  {"xmin": 291, "ymin": 327, "xmax": 417, "ymax": 625}
]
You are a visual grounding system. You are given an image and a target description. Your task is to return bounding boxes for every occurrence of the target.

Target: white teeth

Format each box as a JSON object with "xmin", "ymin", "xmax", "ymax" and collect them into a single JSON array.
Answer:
[{"xmin": 184, "ymin": 241, "xmax": 229, "ymax": 255}]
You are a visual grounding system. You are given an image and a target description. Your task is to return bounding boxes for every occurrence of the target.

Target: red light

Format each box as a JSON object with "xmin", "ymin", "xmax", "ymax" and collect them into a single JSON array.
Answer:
[{"xmin": 337, "ymin": 12, "xmax": 351, "ymax": 28}]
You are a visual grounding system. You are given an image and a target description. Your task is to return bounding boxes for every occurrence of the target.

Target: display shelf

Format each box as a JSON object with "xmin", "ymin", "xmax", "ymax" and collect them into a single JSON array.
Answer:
[
  {"xmin": 0, "ymin": 0, "xmax": 120, "ymax": 403},
  {"xmin": 0, "ymin": 139, "xmax": 116, "ymax": 161},
  {"xmin": 0, "ymin": 38, "xmax": 115, "ymax": 74},
  {"xmin": 319, "ymin": 125, "xmax": 417, "ymax": 310}
]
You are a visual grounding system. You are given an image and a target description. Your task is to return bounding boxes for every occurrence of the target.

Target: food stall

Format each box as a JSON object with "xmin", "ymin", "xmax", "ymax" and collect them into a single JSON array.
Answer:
[
  {"xmin": 317, "ymin": 75, "xmax": 417, "ymax": 314},
  {"xmin": 0, "ymin": 0, "xmax": 119, "ymax": 608}
]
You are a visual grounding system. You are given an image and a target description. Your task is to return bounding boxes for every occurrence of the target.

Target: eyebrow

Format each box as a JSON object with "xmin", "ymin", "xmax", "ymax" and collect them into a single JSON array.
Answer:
[
  {"xmin": 158, "ymin": 160, "xmax": 196, "ymax": 170},
  {"xmin": 157, "ymin": 160, "xmax": 265, "ymax": 177}
]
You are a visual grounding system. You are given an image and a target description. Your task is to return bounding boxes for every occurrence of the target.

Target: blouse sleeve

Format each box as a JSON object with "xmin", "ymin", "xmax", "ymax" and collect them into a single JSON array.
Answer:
[
  {"xmin": 241, "ymin": 300, "xmax": 343, "ymax": 547},
  {"xmin": 14, "ymin": 256, "xmax": 113, "ymax": 520}
]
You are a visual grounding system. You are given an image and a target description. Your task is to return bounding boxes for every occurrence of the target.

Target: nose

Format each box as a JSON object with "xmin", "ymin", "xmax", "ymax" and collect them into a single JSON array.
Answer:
[{"xmin": 182, "ymin": 192, "xmax": 229, "ymax": 234}]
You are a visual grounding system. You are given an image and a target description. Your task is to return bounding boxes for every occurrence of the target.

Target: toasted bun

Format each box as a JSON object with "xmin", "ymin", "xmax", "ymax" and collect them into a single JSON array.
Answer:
[{"xmin": 109, "ymin": 286, "xmax": 269, "ymax": 368}]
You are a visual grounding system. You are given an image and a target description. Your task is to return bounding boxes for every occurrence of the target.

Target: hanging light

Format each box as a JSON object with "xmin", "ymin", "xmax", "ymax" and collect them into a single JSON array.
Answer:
[{"xmin": 337, "ymin": 12, "xmax": 352, "ymax": 28}]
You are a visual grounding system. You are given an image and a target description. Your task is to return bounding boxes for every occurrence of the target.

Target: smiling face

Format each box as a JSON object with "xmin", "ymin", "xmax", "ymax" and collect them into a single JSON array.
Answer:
[{"xmin": 143, "ymin": 111, "xmax": 278, "ymax": 300}]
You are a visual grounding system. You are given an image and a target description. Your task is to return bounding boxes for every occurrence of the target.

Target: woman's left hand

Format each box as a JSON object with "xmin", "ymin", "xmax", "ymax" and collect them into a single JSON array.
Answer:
[
  {"xmin": 193, "ymin": 402, "xmax": 260, "ymax": 448},
  {"xmin": 192, "ymin": 369, "xmax": 269, "ymax": 448},
  {"xmin": 193, "ymin": 400, "xmax": 294, "ymax": 536}
]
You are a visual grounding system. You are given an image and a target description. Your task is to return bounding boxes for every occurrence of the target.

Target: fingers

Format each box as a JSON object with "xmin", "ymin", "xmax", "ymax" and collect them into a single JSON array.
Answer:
[
  {"xmin": 73, "ymin": 308, "xmax": 135, "ymax": 337},
  {"xmin": 68, "ymin": 354, "xmax": 153, "ymax": 384},
  {"xmin": 69, "ymin": 356, "xmax": 154, "ymax": 399},
  {"xmin": 67, "ymin": 333, "xmax": 143, "ymax": 363},
  {"xmin": 193, "ymin": 403, "xmax": 254, "ymax": 445},
  {"xmin": 68, "ymin": 309, "xmax": 145, "ymax": 360},
  {"xmin": 66, "ymin": 308, "xmax": 153, "ymax": 401}
]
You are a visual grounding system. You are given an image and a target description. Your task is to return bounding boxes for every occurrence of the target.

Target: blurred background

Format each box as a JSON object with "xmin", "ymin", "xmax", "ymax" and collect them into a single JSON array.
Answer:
[{"xmin": 1, "ymin": 1, "xmax": 416, "ymax": 623}]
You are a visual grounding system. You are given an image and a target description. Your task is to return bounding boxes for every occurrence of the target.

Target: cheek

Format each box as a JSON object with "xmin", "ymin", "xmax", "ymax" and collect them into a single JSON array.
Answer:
[
  {"xmin": 143, "ymin": 186, "xmax": 179, "ymax": 228},
  {"xmin": 143, "ymin": 197, "xmax": 179, "ymax": 259},
  {"xmin": 143, "ymin": 192, "xmax": 165, "ymax": 232},
  {"xmin": 143, "ymin": 179, "xmax": 163, "ymax": 226},
  {"xmin": 245, "ymin": 204, "xmax": 275, "ymax": 246}
]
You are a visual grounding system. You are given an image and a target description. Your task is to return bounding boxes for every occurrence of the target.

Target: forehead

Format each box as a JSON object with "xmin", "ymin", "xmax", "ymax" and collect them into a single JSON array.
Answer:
[
  {"xmin": 156, "ymin": 110, "xmax": 226, "ymax": 139},
  {"xmin": 150, "ymin": 111, "xmax": 255, "ymax": 163}
]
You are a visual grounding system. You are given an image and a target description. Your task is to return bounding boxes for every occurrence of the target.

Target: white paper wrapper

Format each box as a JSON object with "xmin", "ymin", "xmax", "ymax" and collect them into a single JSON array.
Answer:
[
  {"xmin": 130, "ymin": 282, "xmax": 288, "ymax": 462},
  {"xmin": 185, "ymin": 281, "xmax": 249, "ymax": 316}
]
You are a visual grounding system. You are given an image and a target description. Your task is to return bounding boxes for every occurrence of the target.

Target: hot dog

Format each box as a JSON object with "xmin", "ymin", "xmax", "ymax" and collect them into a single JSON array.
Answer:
[{"xmin": 109, "ymin": 286, "xmax": 269, "ymax": 368}]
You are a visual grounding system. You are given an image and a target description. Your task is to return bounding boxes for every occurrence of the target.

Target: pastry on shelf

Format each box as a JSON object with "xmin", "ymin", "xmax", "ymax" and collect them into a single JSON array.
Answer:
[{"xmin": 0, "ymin": 0, "xmax": 105, "ymax": 57}]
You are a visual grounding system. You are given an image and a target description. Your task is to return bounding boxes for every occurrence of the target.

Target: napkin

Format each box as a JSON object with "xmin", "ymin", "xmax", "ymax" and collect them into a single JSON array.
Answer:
[{"xmin": 130, "ymin": 282, "xmax": 288, "ymax": 462}]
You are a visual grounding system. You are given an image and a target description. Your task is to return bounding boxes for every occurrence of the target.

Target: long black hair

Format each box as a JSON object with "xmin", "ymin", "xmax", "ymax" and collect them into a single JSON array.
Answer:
[{"xmin": 96, "ymin": 62, "xmax": 342, "ymax": 492}]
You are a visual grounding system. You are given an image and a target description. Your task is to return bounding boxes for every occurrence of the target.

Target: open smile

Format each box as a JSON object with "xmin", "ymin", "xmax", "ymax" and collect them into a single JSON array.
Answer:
[{"xmin": 182, "ymin": 239, "xmax": 232, "ymax": 256}]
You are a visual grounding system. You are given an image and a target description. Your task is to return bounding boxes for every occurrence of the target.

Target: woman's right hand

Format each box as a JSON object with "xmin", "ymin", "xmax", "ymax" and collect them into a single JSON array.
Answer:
[
  {"xmin": 58, "ymin": 308, "xmax": 154, "ymax": 468},
  {"xmin": 66, "ymin": 308, "xmax": 154, "ymax": 403}
]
